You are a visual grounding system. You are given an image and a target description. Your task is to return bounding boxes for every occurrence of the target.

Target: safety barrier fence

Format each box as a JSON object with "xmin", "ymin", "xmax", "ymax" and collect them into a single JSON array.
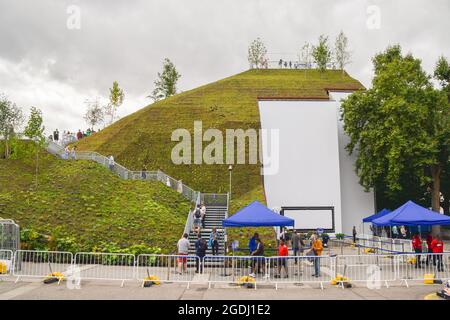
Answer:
[
  {"xmin": 396, "ymin": 253, "xmax": 450, "ymax": 287},
  {"xmin": 4, "ymin": 250, "xmax": 449, "ymax": 288},
  {"xmin": 13, "ymin": 250, "xmax": 73, "ymax": 282},
  {"xmin": 74, "ymin": 252, "xmax": 136, "ymax": 287},
  {"xmin": 45, "ymin": 140, "xmax": 203, "ymax": 204},
  {"xmin": 136, "ymin": 254, "xmax": 199, "ymax": 287},
  {"xmin": 334, "ymin": 254, "xmax": 397, "ymax": 288},
  {"xmin": 0, "ymin": 219, "xmax": 20, "ymax": 251},
  {"xmin": 357, "ymin": 234, "xmax": 412, "ymax": 252},
  {"xmin": 203, "ymin": 256, "xmax": 267, "ymax": 288},
  {"xmin": 265, "ymin": 256, "xmax": 332, "ymax": 289}
]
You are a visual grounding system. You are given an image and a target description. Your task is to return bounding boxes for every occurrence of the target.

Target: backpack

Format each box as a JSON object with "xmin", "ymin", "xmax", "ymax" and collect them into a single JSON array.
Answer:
[
  {"xmin": 199, "ymin": 239, "xmax": 207, "ymax": 252},
  {"xmin": 194, "ymin": 209, "xmax": 201, "ymax": 219}
]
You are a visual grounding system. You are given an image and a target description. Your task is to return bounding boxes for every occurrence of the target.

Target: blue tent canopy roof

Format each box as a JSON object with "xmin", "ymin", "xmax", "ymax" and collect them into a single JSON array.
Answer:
[
  {"xmin": 222, "ymin": 201, "xmax": 295, "ymax": 227},
  {"xmin": 372, "ymin": 201, "xmax": 450, "ymax": 226},
  {"xmin": 362, "ymin": 208, "xmax": 391, "ymax": 223}
]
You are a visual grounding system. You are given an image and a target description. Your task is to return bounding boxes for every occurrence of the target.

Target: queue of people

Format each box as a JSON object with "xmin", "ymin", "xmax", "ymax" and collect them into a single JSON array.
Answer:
[
  {"xmin": 412, "ymin": 233, "xmax": 444, "ymax": 271},
  {"xmin": 49, "ymin": 128, "xmax": 97, "ymax": 147}
]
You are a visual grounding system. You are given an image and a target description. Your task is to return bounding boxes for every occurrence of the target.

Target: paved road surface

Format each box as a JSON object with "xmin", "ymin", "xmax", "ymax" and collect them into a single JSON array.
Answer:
[{"xmin": 0, "ymin": 278, "xmax": 441, "ymax": 300}]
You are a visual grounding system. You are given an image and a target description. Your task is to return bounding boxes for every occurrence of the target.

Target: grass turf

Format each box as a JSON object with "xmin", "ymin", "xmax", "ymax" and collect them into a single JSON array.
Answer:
[{"xmin": 0, "ymin": 152, "xmax": 190, "ymax": 252}]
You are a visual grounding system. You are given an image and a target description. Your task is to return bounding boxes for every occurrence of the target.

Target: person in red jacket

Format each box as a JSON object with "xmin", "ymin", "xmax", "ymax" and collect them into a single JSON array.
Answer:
[
  {"xmin": 430, "ymin": 235, "xmax": 444, "ymax": 272},
  {"xmin": 412, "ymin": 233, "xmax": 423, "ymax": 268}
]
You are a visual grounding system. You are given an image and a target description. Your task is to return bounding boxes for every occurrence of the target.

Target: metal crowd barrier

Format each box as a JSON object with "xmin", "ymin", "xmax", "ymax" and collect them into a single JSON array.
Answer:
[
  {"xmin": 203, "ymin": 255, "xmax": 267, "ymax": 289},
  {"xmin": 333, "ymin": 254, "xmax": 397, "ymax": 288},
  {"xmin": 74, "ymin": 252, "xmax": 136, "ymax": 286},
  {"xmin": 266, "ymin": 256, "xmax": 333, "ymax": 289},
  {"xmin": 136, "ymin": 254, "xmax": 199, "ymax": 288},
  {"xmin": 395, "ymin": 253, "xmax": 450, "ymax": 287},
  {"xmin": 5, "ymin": 250, "xmax": 450, "ymax": 289},
  {"xmin": 13, "ymin": 250, "xmax": 73, "ymax": 283}
]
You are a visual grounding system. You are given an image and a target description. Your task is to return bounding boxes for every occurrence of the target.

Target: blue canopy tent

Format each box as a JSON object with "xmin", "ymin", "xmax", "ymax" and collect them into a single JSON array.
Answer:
[
  {"xmin": 362, "ymin": 208, "xmax": 391, "ymax": 237},
  {"xmin": 222, "ymin": 201, "xmax": 294, "ymax": 227},
  {"xmin": 372, "ymin": 201, "xmax": 450, "ymax": 227},
  {"xmin": 362, "ymin": 208, "xmax": 391, "ymax": 223}
]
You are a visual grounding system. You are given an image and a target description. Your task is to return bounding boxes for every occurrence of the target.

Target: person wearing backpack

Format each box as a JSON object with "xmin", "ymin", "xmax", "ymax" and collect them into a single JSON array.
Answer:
[
  {"xmin": 195, "ymin": 234, "xmax": 207, "ymax": 273},
  {"xmin": 193, "ymin": 205, "xmax": 202, "ymax": 234},
  {"xmin": 209, "ymin": 227, "xmax": 219, "ymax": 255}
]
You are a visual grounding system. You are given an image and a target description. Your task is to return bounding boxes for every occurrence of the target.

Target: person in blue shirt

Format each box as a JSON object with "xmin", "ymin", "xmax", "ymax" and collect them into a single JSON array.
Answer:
[{"xmin": 248, "ymin": 232, "xmax": 259, "ymax": 255}]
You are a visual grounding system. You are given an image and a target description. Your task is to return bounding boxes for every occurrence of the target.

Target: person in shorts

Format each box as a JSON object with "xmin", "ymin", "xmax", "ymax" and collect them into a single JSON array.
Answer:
[{"xmin": 177, "ymin": 233, "xmax": 190, "ymax": 274}]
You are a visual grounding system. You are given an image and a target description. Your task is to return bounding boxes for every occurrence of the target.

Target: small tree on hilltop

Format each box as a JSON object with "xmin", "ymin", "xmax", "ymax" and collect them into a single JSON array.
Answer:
[
  {"xmin": 299, "ymin": 42, "xmax": 313, "ymax": 78},
  {"xmin": 24, "ymin": 107, "xmax": 46, "ymax": 189},
  {"xmin": 335, "ymin": 31, "xmax": 352, "ymax": 76},
  {"xmin": 312, "ymin": 35, "xmax": 332, "ymax": 75},
  {"xmin": 0, "ymin": 95, "xmax": 23, "ymax": 159},
  {"xmin": 247, "ymin": 38, "xmax": 268, "ymax": 69},
  {"xmin": 84, "ymin": 98, "xmax": 105, "ymax": 130},
  {"xmin": 150, "ymin": 58, "xmax": 181, "ymax": 102},
  {"xmin": 105, "ymin": 81, "xmax": 124, "ymax": 125}
]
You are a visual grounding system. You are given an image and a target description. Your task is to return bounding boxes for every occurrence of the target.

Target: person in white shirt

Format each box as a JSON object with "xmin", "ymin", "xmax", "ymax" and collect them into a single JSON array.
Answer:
[
  {"xmin": 200, "ymin": 203, "xmax": 206, "ymax": 228},
  {"xmin": 108, "ymin": 155, "xmax": 115, "ymax": 171}
]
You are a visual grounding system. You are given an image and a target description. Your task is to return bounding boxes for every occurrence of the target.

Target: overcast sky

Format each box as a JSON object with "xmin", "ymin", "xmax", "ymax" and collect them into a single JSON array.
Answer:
[{"xmin": 0, "ymin": 0, "xmax": 449, "ymax": 134}]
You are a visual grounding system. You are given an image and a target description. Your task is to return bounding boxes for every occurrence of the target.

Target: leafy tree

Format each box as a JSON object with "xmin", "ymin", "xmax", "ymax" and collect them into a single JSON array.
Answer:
[
  {"xmin": 84, "ymin": 98, "xmax": 104, "ymax": 130},
  {"xmin": 299, "ymin": 42, "xmax": 312, "ymax": 77},
  {"xmin": 334, "ymin": 31, "xmax": 351, "ymax": 75},
  {"xmin": 150, "ymin": 58, "xmax": 181, "ymax": 101},
  {"xmin": 24, "ymin": 107, "xmax": 46, "ymax": 188},
  {"xmin": 247, "ymin": 38, "xmax": 268, "ymax": 69},
  {"xmin": 105, "ymin": 81, "xmax": 124, "ymax": 125},
  {"xmin": 0, "ymin": 95, "xmax": 23, "ymax": 159},
  {"xmin": 340, "ymin": 45, "xmax": 450, "ymax": 234},
  {"xmin": 312, "ymin": 35, "xmax": 332, "ymax": 74},
  {"xmin": 433, "ymin": 56, "xmax": 450, "ymax": 215}
]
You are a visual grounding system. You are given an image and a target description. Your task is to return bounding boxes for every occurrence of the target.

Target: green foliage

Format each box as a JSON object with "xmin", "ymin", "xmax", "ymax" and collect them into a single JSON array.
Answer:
[
  {"xmin": 341, "ymin": 45, "xmax": 450, "ymax": 200},
  {"xmin": 248, "ymin": 38, "xmax": 268, "ymax": 69},
  {"xmin": 0, "ymin": 94, "xmax": 23, "ymax": 159},
  {"xmin": 150, "ymin": 58, "xmax": 180, "ymax": 101},
  {"xmin": 312, "ymin": 35, "xmax": 332, "ymax": 73},
  {"xmin": 0, "ymin": 154, "xmax": 190, "ymax": 252},
  {"xmin": 106, "ymin": 81, "xmax": 124, "ymax": 124},
  {"xmin": 335, "ymin": 233, "xmax": 345, "ymax": 240},
  {"xmin": 334, "ymin": 31, "xmax": 351, "ymax": 74}
]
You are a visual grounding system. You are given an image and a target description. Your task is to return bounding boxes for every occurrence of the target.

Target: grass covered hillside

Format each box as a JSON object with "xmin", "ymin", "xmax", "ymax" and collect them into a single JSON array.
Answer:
[
  {"xmin": 0, "ymin": 152, "xmax": 190, "ymax": 252},
  {"xmin": 75, "ymin": 69, "xmax": 364, "ymax": 214}
]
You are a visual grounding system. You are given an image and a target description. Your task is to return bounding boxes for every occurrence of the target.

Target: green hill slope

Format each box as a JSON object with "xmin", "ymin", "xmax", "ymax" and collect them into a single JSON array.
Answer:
[
  {"xmin": 0, "ymin": 153, "xmax": 190, "ymax": 252},
  {"xmin": 75, "ymin": 69, "xmax": 364, "ymax": 213}
]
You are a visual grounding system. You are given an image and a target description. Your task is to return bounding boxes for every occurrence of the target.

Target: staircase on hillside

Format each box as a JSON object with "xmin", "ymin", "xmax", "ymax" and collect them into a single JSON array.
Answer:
[{"xmin": 188, "ymin": 205, "xmax": 228, "ymax": 256}]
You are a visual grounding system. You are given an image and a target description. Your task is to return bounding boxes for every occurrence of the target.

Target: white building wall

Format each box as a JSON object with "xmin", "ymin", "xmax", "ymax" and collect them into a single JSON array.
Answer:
[
  {"xmin": 258, "ymin": 95, "xmax": 374, "ymax": 234},
  {"xmin": 329, "ymin": 92, "xmax": 375, "ymax": 235},
  {"xmin": 258, "ymin": 100, "xmax": 343, "ymax": 233}
]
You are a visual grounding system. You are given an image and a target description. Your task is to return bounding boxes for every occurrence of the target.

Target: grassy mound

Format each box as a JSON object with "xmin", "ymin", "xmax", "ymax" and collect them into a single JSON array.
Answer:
[
  {"xmin": 74, "ymin": 69, "xmax": 363, "ymax": 247},
  {"xmin": 75, "ymin": 69, "xmax": 363, "ymax": 211},
  {"xmin": 0, "ymin": 152, "xmax": 190, "ymax": 252}
]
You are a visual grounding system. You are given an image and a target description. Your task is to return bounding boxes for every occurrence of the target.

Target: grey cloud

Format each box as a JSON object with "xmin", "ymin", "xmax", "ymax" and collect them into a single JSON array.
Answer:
[{"xmin": 0, "ymin": 0, "xmax": 449, "ymax": 132}]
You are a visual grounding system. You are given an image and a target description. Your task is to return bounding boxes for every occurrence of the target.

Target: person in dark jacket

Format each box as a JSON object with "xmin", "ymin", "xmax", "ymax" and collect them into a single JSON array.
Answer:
[
  {"xmin": 195, "ymin": 234, "xmax": 207, "ymax": 273},
  {"xmin": 248, "ymin": 233, "xmax": 259, "ymax": 255}
]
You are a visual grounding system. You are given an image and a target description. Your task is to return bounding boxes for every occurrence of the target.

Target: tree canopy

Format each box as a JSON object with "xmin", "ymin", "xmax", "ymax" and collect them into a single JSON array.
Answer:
[
  {"xmin": 0, "ymin": 95, "xmax": 23, "ymax": 158},
  {"xmin": 248, "ymin": 38, "xmax": 268, "ymax": 69},
  {"xmin": 312, "ymin": 35, "xmax": 332, "ymax": 73},
  {"xmin": 150, "ymin": 58, "xmax": 181, "ymax": 101},
  {"xmin": 341, "ymin": 45, "xmax": 450, "ymax": 217}
]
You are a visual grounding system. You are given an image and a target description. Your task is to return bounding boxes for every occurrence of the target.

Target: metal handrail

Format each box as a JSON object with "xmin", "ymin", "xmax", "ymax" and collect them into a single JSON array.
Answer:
[{"xmin": 44, "ymin": 139, "xmax": 229, "ymax": 239}]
